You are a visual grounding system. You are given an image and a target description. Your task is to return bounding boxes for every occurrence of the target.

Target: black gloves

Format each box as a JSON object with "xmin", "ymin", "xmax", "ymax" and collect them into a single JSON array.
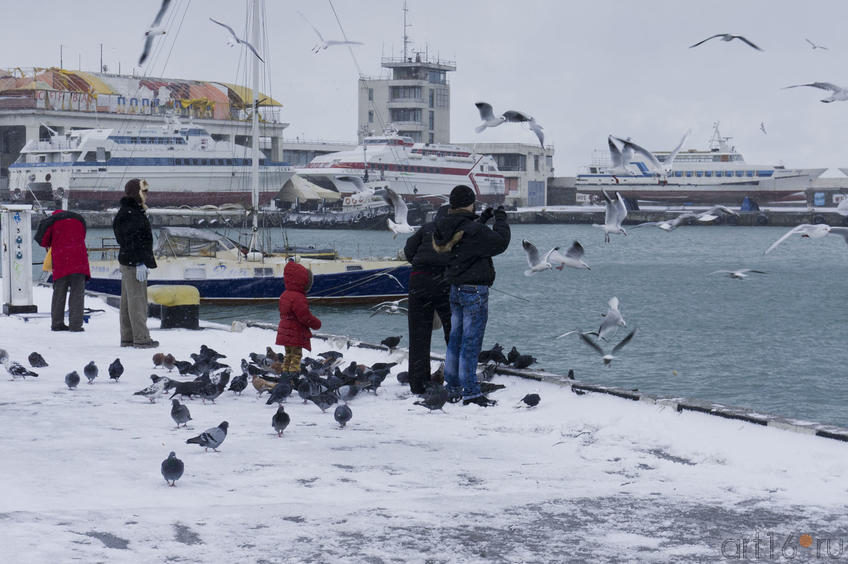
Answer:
[
  {"xmin": 493, "ymin": 205, "xmax": 507, "ymax": 222},
  {"xmin": 478, "ymin": 206, "xmax": 494, "ymax": 224}
]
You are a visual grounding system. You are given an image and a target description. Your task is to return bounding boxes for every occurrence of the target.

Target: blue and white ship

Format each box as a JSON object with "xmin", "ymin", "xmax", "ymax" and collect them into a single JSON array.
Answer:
[
  {"xmin": 8, "ymin": 117, "xmax": 293, "ymax": 209},
  {"xmin": 576, "ymin": 124, "xmax": 826, "ymax": 205}
]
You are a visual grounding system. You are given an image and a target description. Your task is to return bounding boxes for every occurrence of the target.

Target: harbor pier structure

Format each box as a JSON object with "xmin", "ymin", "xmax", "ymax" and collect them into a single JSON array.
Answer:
[{"xmin": 0, "ymin": 67, "xmax": 287, "ymax": 199}]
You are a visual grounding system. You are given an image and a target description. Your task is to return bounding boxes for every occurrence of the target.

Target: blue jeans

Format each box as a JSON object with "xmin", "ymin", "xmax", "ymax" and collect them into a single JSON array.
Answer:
[{"xmin": 444, "ymin": 284, "xmax": 489, "ymax": 400}]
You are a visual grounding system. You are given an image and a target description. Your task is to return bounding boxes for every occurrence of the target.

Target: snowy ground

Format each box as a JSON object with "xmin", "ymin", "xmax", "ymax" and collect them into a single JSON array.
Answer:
[{"xmin": 2, "ymin": 286, "xmax": 848, "ymax": 562}]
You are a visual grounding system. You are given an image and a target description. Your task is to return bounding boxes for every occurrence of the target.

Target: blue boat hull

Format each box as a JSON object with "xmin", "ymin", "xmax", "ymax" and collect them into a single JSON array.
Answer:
[{"xmin": 85, "ymin": 265, "xmax": 411, "ymax": 305}]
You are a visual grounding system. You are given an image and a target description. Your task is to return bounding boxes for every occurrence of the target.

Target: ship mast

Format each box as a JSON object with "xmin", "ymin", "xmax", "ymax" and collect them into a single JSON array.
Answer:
[{"xmin": 249, "ymin": 0, "xmax": 261, "ymax": 253}]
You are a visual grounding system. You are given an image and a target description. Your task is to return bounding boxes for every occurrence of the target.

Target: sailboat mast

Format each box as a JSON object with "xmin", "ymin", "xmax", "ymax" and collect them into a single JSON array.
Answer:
[{"xmin": 250, "ymin": 0, "xmax": 261, "ymax": 245}]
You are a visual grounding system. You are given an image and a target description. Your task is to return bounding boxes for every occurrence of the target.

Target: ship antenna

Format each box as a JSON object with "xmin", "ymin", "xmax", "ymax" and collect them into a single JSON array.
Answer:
[{"xmin": 402, "ymin": 0, "xmax": 411, "ymax": 61}]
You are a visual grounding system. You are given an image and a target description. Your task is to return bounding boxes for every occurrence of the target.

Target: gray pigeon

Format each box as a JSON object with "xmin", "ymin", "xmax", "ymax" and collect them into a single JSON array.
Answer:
[
  {"xmin": 272, "ymin": 405, "xmax": 290, "ymax": 437},
  {"xmin": 308, "ymin": 391, "xmax": 338, "ymax": 412},
  {"xmin": 334, "ymin": 404, "xmax": 352, "ymax": 428},
  {"xmin": 161, "ymin": 451, "xmax": 184, "ymax": 486},
  {"xmin": 520, "ymin": 393, "xmax": 541, "ymax": 407},
  {"xmin": 186, "ymin": 421, "xmax": 228, "ymax": 452},
  {"xmin": 108, "ymin": 358, "xmax": 124, "ymax": 382},
  {"xmin": 65, "ymin": 371, "xmax": 80, "ymax": 389},
  {"xmin": 413, "ymin": 385, "xmax": 448, "ymax": 412},
  {"xmin": 336, "ymin": 384, "xmax": 359, "ymax": 402},
  {"xmin": 84, "ymin": 361, "xmax": 98, "ymax": 384},
  {"xmin": 0, "ymin": 349, "xmax": 8, "ymax": 365},
  {"xmin": 28, "ymin": 352, "xmax": 48, "ymax": 368},
  {"xmin": 396, "ymin": 371, "xmax": 409, "ymax": 385},
  {"xmin": 170, "ymin": 399, "xmax": 192, "ymax": 428}
]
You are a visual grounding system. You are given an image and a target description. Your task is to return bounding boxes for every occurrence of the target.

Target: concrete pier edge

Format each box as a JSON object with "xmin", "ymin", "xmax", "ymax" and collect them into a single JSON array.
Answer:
[{"xmin": 239, "ymin": 320, "xmax": 848, "ymax": 443}]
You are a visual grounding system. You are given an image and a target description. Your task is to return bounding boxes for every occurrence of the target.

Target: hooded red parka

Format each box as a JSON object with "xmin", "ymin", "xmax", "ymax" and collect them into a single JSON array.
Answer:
[{"xmin": 276, "ymin": 261, "xmax": 321, "ymax": 350}]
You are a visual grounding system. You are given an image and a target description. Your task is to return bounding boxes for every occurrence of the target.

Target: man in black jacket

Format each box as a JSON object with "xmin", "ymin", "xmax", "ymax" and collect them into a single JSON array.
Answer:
[
  {"xmin": 432, "ymin": 185, "xmax": 510, "ymax": 407},
  {"xmin": 112, "ymin": 178, "xmax": 158, "ymax": 348},
  {"xmin": 403, "ymin": 204, "xmax": 452, "ymax": 395}
]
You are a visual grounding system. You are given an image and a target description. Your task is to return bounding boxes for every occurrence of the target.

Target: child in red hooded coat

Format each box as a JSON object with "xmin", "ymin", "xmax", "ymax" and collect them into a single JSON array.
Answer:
[{"xmin": 276, "ymin": 260, "xmax": 321, "ymax": 375}]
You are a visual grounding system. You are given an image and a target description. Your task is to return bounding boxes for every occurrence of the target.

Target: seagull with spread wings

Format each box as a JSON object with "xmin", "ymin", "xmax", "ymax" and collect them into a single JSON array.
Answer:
[
  {"xmin": 783, "ymin": 82, "xmax": 848, "ymax": 103},
  {"xmin": 708, "ymin": 269, "xmax": 766, "ymax": 280},
  {"xmin": 369, "ymin": 298, "xmax": 409, "ymax": 317},
  {"xmin": 502, "ymin": 110, "xmax": 545, "ymax": 148},
  {"xmin": 609, "ymin": 136, "xmax": 664, "ymax": 176},
  {"xmin": 805, "ymin": 38, "xmax": 828, "ymax": 50},
  {"xmin": 764, "ymin": 224, "xmax": 848, "ymax": 254},
  {"xmin": 632, "ymin": 212, "xmax": 697, "ymax": 231},
  {"xmin": 593, "ymin": 190, "xmax": 628, "ymax": 243},
  {"xmin": 381, "ymin": 187, "xmax": 417, "ymax": 238},
  {"xmin": 690, "ymin": 34, "xmax": 763, "ymax": 51},
  {"xmin": 546, "ymin": 241, "xmax": 590, "ymax": 270},
  {"xmin": 579, "ymin": 328, "xmax": 637, "ymax": 367},
  {"xmin": 298, "ymin": 11, "xmax": 363, "ymax": 53},
  {"xmin": 210, "ymin": 18, "xmax": 264, "ymax": 62},
  {"xmin": 138, "ymin": 0, "xmax": 171, "ymax": 66},
  {"xmin": 474, "ymin": 102, "xmax": 506, "ymax": 133},
  {"xmin": 521, "ymin": 239, "xmax": 554, "ymax": 276}
]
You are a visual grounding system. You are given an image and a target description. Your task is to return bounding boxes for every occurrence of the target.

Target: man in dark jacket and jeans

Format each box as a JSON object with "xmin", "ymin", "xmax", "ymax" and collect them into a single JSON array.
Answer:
[
  {"xmin": 403, "ymin": 204, "xmax": 452, "ymax": 395},
  {"xmin": 432, "ymin": 185, "xmax": 510, "ymax": 407},
  {"xmin": 112, "ymin": 178, "xmax": 158, "ymax": 348}
]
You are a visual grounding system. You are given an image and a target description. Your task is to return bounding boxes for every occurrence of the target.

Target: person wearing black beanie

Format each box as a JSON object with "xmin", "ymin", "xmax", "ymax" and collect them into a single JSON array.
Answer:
[{"xmin": 431, "ymin": 185, "xmax": 510, "ymax": 407}]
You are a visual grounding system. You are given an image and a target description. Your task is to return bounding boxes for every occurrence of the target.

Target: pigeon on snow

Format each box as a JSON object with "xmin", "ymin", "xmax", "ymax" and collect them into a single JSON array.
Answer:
[
  {"xmin": 161, "ymin": 451, "xmax": 184, "ymax": 486},
  {"xmin": 186, "ymin": 421, "xmax": 229, "ymax": 452}
]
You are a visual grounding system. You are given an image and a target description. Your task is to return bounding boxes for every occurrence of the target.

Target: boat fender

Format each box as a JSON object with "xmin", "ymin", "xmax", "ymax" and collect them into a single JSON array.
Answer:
[
  {"xmin": 813, "ymin": 214, "xmax": 825, "ymax": 225},
  {"xmin": 756, "ymin": 214, "xmax": 768, "ymax": 226},
  {"xmin": 246, "ymin": 251, "xmax": 263, "ymax": 262}
]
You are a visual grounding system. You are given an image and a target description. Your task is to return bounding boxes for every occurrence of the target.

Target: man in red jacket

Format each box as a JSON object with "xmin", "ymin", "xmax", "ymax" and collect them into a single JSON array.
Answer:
[
  {"xmin": 35, "ymin": 210, "xmax": 91, "ymax": 332},
  {"xmin": 276, "ymin": 260, "xmax": 321, "ymax": 376}
]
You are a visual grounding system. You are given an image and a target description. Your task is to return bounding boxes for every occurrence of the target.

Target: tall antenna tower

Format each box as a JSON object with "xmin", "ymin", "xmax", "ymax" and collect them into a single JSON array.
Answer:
[{"xmin": 402, "ymin": 0, "xmax": 412, "ymax": 60}]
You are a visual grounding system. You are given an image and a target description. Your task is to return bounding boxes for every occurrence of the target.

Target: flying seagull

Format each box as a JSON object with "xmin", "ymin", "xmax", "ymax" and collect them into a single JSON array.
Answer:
[
  {"xmin": 632, "ymin": 212, "xmax": 697, "ymax": 231},
  {"xmin": 579, "ymin": 328, "xmax": 637, "ymax": 366},
  {"xmin": 474, "ymin": 102, "xmax": 506, "ymax": 133},
  {"xmin": 609, "ymin": 136, "xmax": 664, "ymax": 176},
  {"xmin": 502, "ymin": 110, "xmax": 545, "ymax": 148},
  {"xmin": 760, "ymin": 122, "xmax": 767, "ymax": 135},
  {"xmin": 138, "ymin": 0, "xmax": 171, "ymax": 65},
  {"xmin": 298, "ymin": 11, "xmax": 364, "ymax": 53},
  {"xmin": 708, "ymin": 269, "xmax": 766, "ymax": 280},
  {"xmin": 521, "ymin": 239, "xmax": 554, "ymax": 276},
  {"xmin": 689, "ymin": 34, "xmax": 763, "ymax": 51},
  {"xmin": 783, "ymin": 82, "xmax": 848, "ymax": 103},
  {"xmin": 369, "ymin": 298, "xmax": 409, "ymax": 317},
  {"xmin": 658, "ymin": 130, "xmax": 691, "ymax": 174},
  {"xmin": 545, "ymin": 241, "xmax": 590, "ymax": 270},
  {"xmin": 593, "ymin": 189, "xmax": 628, "ymax": 243},
  {"xmin": 588, "ymin": 297, "xmax": 626, "ymax": 341},
  {"xmin": 695, "ymin": 205, "xmax": 738, "ymax": 222},
  {"xmin": 210, "ymin": 18, "xmax": 264, "ymax": 62},
  {"xmin": 764, "ymin": 224, "xmax": 848, "ymax": 254},
  {"xmin": 805, "ymin": 38, "xmax": 828, "ymax": 50},
  {"xmin": 381, "ymin": 187, "xmax": 417, "ymax": 238}
]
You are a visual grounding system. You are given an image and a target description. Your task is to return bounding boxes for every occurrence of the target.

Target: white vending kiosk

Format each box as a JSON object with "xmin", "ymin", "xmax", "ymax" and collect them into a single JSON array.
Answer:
[{"xmin": 1, "ymin": 204, "xmax": 37, "ymax": 315}]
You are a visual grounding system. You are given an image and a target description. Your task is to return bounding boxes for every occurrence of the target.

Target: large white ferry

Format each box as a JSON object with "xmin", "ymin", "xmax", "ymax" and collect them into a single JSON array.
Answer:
[
  {"xmin": 576, "ymin": 124, "xmax": 826, "ymax": 205},
  {"xmin": 297, "ymin": 131, "xmax": 506, "ymax": 204},
  {"xmin": 8, "ymin": 117, "xmax": 293, "ymax": 209}
]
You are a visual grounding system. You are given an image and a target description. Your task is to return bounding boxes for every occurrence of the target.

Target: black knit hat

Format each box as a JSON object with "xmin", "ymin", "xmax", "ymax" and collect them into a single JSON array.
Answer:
[
  {"xmin": 449, "ymin": 185, "xmax": 475, "ymax": 209},
  {"xmin": 125, "ymin": 178, "xmax": 142, "ymax": 199}
]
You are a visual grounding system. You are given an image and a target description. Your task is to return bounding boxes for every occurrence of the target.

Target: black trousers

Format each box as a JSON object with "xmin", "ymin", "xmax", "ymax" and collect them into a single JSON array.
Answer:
[
  {"xmin": 407, "ymin": 270, "xmax": 451, "ymax": 393},
  {"xmin": 52, "ymin": 272, "xmax": 85, "ymax": 330}
]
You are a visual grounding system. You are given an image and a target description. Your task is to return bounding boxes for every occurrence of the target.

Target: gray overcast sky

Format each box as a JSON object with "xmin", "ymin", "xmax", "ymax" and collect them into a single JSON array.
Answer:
[{"xmin": 2, "ymin": 0, "xmax": 847, "ymax": 176}]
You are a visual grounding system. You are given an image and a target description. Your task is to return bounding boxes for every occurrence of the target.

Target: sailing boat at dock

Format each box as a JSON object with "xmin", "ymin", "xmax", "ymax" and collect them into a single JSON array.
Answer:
[{"xmin": 83, "ymin": 0, "xmax": 410, "ymax": 305}]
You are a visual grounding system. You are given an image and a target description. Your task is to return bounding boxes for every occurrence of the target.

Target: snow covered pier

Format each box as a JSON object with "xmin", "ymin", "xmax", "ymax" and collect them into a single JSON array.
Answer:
[{"xmin": 2, "ymin": 286, "xmax": 847, "ymax": 561}]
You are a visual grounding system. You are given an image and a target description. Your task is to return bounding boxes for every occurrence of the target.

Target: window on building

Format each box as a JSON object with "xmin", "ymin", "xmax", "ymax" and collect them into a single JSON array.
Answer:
[
  {"xmin": 390, "ymin": 86, "xmax": 422, "ymax": 100},
  {"xmin": 428, "ymin": 70, "xmax": 446, "ymax": 84},
  {"xmin": 429, "ymin": 111, "xmax": 435, "ymax": 130},
  {"xmin": 435, "ymin": 88, "xmax": 449, "ymax": 108},
  {"xmin": 368, "ymin": 110, "xmax": 374, "ymax": 123},
  {"xmin": 492, "ymin": 153, "xmax": 526, "ymax": 172},
  {"xmin": 390, "ymin": 108, "xmax": 422, "ymax": 123},
  {"xmin": 368, "ymin": 88, "xmax": 373, "ymax": 101},
  {"xmin": 534, "ymin": 155, "xmax": 540, "ymax": 172},
  {"xmin": 429, "ymin": 89, "xmax": 434, "ymax": 108},
  {"xmin": 429, "ymin": 133, "xmax": 434, "ymax": 143}
]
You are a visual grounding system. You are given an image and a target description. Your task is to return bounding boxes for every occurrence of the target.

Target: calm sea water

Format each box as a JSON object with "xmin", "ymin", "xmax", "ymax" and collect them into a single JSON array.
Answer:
[{"xmin": 50, "ymin": 224, "xmax": 848, "ymax": 428}]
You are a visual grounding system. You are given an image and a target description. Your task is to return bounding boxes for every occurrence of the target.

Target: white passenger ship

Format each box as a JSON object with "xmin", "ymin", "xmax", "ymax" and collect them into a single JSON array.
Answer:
[
  {"xmin": 8, "ymin": 117, "xmax": 293, "ymax": 209},
  {"xmin": 576, "ymin": 124, "xmax": 826, "ymax": 205},
  {"xmin": 297, "ymin": 131, "xmax": 506, "ymax": 204}
]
